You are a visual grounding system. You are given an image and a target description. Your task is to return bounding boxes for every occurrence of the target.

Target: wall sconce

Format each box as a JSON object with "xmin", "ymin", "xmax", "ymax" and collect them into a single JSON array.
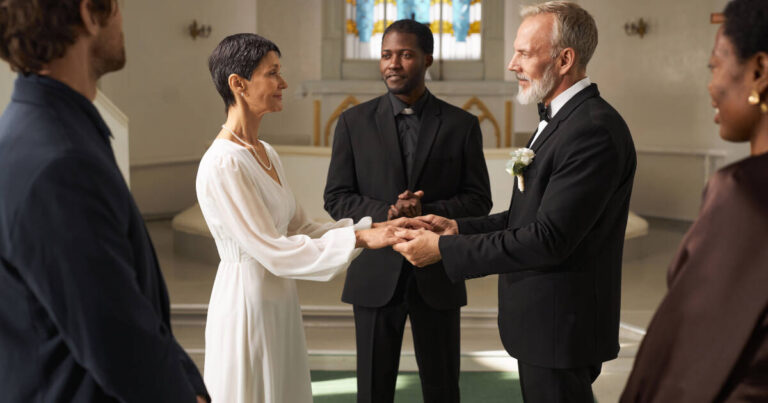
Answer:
[
  {"xmin": 189, "ymin": 20, "xmax": 212, "ymax": 40},
  {"xmin": 624, "ymin": 18, "xmax": 648, "ymax": 38}
]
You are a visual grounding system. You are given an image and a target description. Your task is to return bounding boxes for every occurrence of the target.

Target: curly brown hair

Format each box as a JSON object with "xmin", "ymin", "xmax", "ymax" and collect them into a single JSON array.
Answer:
[{"xmin": 0, "ymin": 0, "xmax": 116, "ymax": 73}]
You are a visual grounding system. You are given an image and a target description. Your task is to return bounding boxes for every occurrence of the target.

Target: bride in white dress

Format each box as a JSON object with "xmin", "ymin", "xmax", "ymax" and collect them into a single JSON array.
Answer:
[{"xmin": 197, "ymin": 34, "xmax": 406, "ymax": 403}]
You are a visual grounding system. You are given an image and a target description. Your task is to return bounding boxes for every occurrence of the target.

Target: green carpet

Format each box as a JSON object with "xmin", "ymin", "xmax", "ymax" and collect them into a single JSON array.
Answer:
[{"xmin": 311, "ymin": 371, "xmax": 523, "ymax": 403}]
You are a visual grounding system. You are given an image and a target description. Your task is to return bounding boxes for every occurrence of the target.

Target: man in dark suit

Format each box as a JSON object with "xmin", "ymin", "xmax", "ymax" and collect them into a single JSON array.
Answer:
[
  {"xmin": 324, "ymin": 19, "xmax": 492, "ymax": 403},
  {"xmin": 0, "ymin": 1, "xmax": 208, "ymax": 401},
  {"xmin": 394, "ymin": 2, "xmax": 636, "ymax": 402}
]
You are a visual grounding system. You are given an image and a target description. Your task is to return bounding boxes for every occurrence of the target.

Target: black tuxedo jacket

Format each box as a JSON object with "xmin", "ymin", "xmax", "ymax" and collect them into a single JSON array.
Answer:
[
  {"xmin": 440, "ymin": 84, "xmax": 636, "ymax": 368},
  {"xmin": 0, "ymin": 75, "xmax": 208, "ymax": 402},
  {"xmin": 324, "ymin": 91, "xmax": 492, "ymax": 309}
]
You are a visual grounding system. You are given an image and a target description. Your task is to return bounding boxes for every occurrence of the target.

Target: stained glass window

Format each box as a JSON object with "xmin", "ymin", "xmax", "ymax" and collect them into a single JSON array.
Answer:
[{"xmin": 345, "ymin": 0, "xmax": 482, "ymax": 60}]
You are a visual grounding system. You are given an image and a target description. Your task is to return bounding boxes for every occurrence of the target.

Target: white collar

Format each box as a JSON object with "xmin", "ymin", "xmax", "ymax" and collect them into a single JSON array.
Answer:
[{"xmin": 548, "ymin": 77, "xmax": 591, "ymax": 119}]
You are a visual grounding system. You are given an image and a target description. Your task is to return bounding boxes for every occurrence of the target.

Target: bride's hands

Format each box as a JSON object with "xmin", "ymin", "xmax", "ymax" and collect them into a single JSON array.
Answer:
[{"xmin": 355, "ymin": 226, "xmax": 405, "ymax": 249}]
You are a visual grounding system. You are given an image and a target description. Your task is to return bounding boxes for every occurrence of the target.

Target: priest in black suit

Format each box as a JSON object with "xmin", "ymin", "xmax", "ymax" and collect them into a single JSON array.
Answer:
[
  {"xmin": 394, "ymin": 3, "xmax": 636, "ymax": 402},
  {"xmin": 0, "ymin": 1, "xmax": 208, "ymax": 402},
  {"xmin": 324, "ymin": 20, "xmax": 491, "ymax": 403}
]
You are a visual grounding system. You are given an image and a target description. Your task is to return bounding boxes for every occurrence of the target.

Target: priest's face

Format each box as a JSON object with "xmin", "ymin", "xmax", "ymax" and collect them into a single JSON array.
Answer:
[
  {"xmin": 91, "ymin": 1, "xmax": 126, "ymax": 79},
  {"xmin": 380, "ymin": 31, "xmax": 433, "ymax": 96},
  {"xmin": 509, "ymin": 14, "xmax": 559, "ymax": 105},
  {"xmin": 708, "ymin": 27, "xmax": 761, "ymax": 143}
]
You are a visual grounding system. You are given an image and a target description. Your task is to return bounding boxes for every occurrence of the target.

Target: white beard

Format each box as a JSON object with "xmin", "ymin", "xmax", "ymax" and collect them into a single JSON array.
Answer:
[{"xmin": 516, "ymin": 63, "xmax": 557, "ymax": 105}]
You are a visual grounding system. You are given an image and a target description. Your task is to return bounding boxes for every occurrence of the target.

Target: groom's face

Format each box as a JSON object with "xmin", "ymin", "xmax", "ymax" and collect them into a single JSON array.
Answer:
[
  {"xmin": 380, "ymin": 31, "xmax": 432, "ymax": 96},
  {"xmin": 508, "ymin": 14, "xmax": 559, "ymax": 104}
]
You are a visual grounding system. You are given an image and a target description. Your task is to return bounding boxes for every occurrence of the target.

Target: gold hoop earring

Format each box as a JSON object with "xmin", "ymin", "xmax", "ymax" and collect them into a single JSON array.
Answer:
[
  {"xmin": 761, "ymin": 102, "xmax": 768, "ymax": 114},
  {"xmin": 748, "ymin": 89, "xmax": 760, "ymax": 105}
]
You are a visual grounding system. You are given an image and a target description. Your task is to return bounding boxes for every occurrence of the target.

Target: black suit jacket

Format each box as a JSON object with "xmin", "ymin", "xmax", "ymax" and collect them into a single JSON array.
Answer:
[
  {"xmin": 324, "ymin": 91, "xmax": 492, "ymax": 309},
  {"xmin": 440, "ymin": 84, "xmax": 636, "ymax": 368},
  {"xmin": 0, "ymin": 75, "xmax": 208, "ymax": 402}
]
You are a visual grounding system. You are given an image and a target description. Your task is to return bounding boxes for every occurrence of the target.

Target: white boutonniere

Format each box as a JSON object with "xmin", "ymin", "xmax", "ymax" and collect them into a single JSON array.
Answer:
[{"xmin": 505, "ymin": 147, "xmax": 535, "ymax": 192}]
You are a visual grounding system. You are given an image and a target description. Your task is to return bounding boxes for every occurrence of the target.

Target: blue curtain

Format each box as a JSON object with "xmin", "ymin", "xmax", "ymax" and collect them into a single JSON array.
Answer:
[
  {"xmin": 397, "ymin": 0, "xmax": 431, "ymax": 24},
  {"xmin": 453, "ymin": 0, "xmax": 471, "ymax": 42},
  {"xmin": 356, "ymin": 0, "xmax": 375, "ymax": 42}
]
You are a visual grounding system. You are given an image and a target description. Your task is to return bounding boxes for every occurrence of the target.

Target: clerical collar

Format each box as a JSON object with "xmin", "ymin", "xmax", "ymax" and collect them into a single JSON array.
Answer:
[
  {"xmin": 388, "ymin": 89, "xmax": 429, "ymax": 117},
  {"xmin": 547, "ymin": 77, "xmax": 591, "ymax": 120}
]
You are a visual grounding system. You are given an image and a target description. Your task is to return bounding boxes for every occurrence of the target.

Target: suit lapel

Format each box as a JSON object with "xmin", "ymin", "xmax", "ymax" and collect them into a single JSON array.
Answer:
[
  {"xmin": 409, "ymin": 94, "xmax": 441, "ymax": 189},
  {"xmin": 375, "ymin": 96, "xmax": 408, "ymax": 188},
  {"xmin": 531, "ymin": 84, "xmax": 599, "ymax": 153}
]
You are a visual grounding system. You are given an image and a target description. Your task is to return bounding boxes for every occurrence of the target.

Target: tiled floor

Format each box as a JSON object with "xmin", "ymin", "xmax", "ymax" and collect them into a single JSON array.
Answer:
[{"xmin": 150, "ymin": 217, "xmax": 690, "ymax": 403}]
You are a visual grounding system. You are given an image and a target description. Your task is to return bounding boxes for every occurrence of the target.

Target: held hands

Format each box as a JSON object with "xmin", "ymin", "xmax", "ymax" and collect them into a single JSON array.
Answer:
[
  {"xmin": 357, "ymin": 216, "xmax": 436, "ymax": 249},
  {"xmin": 416, "ymin": 214, "xmax": 458, "ymax": 236},
  {"xmin": 392, "ymin": 228, "xmax": 443, "ymax": 267},
  {"xmin": 355, "ymin": 226, "xmax": 405, "ymax": 249},
  {"xmin": 387, "ymin": 190, "xmax": 424, "ymax": 220},
  {"xmin": 359, "ymin": 214, "xmax": 456, "ymax": 267}
]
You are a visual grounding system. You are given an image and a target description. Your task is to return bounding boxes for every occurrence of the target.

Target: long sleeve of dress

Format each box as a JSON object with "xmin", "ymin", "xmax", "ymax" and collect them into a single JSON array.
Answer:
[
  {"xmin": 200, "ymin": 153, "xmax": 363, "ymax": 282},
  {"xmin": 286, "ymin": 196, "xmax": 371, "ymax": 239}
]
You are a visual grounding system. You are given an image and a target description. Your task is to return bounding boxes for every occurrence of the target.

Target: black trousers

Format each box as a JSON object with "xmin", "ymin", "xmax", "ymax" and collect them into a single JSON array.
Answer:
[
  {"xmin": 518, "ymin": 360, "xmax": 602, "ymax": 403},
  {"xmin": 353, "ymin": 265, "xmax": 461, "ymax": 403}
]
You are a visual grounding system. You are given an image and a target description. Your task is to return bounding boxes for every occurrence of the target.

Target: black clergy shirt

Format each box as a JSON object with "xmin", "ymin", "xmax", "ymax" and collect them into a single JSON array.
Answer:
[
  {"xmin": 0, "ymin": 74, "xmax": 209, "ymax": 402},
  {"xmin": 388, "ymin": 90, "xmax": 429, "ymax": 179}
]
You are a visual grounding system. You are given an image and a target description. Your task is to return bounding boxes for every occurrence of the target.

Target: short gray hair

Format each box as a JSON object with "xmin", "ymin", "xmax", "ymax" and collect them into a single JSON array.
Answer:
[{"xmin": 521, "ymin": 1, "xmax": 598, "ymax": 70}]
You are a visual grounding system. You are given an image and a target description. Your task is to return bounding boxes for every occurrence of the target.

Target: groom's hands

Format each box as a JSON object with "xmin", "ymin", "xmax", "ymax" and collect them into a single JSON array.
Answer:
[
  {"xmin": 392, "ymin": 228, "xmax": 442, "ymax": 267},
  {"xmin": 416, "ymin": 214, "xmax": 458, "ymax": 235},
  {"xmin": 387, "ymin": 190, "xmax": 424, "ymax": 219}
]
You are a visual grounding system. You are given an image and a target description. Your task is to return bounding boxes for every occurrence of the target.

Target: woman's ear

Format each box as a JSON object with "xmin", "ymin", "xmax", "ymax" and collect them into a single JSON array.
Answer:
[
  {"xmin": 753, "ymin": 51, "xmax": 768, "ymax": 96},
  {"xmin": 228, "ymin": 74, "xmax": 246, "ymax": 99}
]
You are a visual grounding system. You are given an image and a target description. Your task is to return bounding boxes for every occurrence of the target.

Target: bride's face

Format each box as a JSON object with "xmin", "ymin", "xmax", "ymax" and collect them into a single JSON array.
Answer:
[{"xmin": 241, "ymin": 51, "xmax": 288, "ymax": 116}]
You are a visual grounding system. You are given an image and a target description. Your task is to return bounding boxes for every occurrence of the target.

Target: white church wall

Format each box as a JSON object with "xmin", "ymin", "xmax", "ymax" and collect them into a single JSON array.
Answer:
[
  {"xmin": 99, "ymin": 0, "xmax": 258, "ymax": 216},
  {"xmin": 0, "ymin": 63, "xmax": 13, "ymax": 111},
  {"xmin": 89, "ymin": 0, "xmax": 749, "ymax": 220}
]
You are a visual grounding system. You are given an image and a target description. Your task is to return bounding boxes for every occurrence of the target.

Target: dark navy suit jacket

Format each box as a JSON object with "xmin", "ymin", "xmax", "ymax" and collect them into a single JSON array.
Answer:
[{"xmin": 0, "ymin": 75, "xmax": 208, "ymax": 402}]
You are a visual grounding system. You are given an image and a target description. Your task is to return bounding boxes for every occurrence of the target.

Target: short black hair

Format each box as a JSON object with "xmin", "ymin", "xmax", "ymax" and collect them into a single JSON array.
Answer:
[
  {"xmin": 208, "ymin": 33, "xmax": 281, "ymax": 110},
  {"xmin": 383, "ymin": 19, "xmax": 434, "ymax": 55},
  {"xmin": 723, "ymin": 0, "xmax": 768, "ymax": 61}
]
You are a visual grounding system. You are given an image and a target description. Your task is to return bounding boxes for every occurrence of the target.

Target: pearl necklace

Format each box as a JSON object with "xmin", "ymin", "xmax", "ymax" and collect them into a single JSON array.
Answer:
[{"xmin": 221, "ymin": 124, "xmax": 272, "ymax": 170}]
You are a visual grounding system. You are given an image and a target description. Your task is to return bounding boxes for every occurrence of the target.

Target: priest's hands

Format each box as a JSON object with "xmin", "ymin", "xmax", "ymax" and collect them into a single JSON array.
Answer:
[
  {"xmin": 387, "ymin": 190, "xmax": 424, "ymax": 219},
  {"xmin": 392, "ymin": 228, "xmax": 442, "ymax": 267}
]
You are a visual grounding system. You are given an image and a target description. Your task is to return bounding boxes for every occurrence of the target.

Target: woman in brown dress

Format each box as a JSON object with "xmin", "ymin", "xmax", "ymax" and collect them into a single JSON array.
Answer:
[{"xmin": 620, "ymin": 0, "xmax": 768, "ymax": 401}]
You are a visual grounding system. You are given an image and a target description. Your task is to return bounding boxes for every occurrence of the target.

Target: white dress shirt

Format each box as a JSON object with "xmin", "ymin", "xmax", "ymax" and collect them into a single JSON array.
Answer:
[{"xmin": 530, "ymin": 77, "xmax": 592, "ymax": 147}]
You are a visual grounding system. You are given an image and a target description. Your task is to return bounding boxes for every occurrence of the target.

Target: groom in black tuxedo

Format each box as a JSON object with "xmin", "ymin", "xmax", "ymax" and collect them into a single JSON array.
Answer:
[
  {"xmin": 394, "ymin": 3, "xmax": 636, "ymax": 402},
  {"xmin": 324, "ymin": 19, "xmax": 491, "ymax": 403}
]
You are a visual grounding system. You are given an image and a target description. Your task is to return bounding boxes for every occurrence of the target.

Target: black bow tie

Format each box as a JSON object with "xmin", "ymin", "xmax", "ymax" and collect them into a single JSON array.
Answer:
[{"xmin": 537, "ymin": 103, "xmax": 551, "ymax": 122}]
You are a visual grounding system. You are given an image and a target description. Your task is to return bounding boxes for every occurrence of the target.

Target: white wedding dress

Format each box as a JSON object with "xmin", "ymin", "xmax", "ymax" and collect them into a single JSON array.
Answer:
[{"xmin": 196, "ymin": 139, "xmax": 369, "ymax": 403}]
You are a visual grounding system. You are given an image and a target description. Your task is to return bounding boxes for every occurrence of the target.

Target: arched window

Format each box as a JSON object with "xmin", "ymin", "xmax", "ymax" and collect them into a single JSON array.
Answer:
[
  {"xmin": 320, "ymin": 0, "xmax": 503, "ymax": 81},
  {"xmin": 345, "ymin": 0, "xmax": 482, "ymax": 60}
]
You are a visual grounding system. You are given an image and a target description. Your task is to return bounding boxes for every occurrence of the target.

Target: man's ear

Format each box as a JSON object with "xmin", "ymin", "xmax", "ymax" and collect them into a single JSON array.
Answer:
[
  {"xmin": 79, "ymin": 0, "xmax": 100, "ymax": 37},
  {"xmin": 425, "ymin": 54, "xmax": 434, "ymax": 68},
  {"xmin": 557, "ymin": 47, "xmax": 577, "ymax": 77}
]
